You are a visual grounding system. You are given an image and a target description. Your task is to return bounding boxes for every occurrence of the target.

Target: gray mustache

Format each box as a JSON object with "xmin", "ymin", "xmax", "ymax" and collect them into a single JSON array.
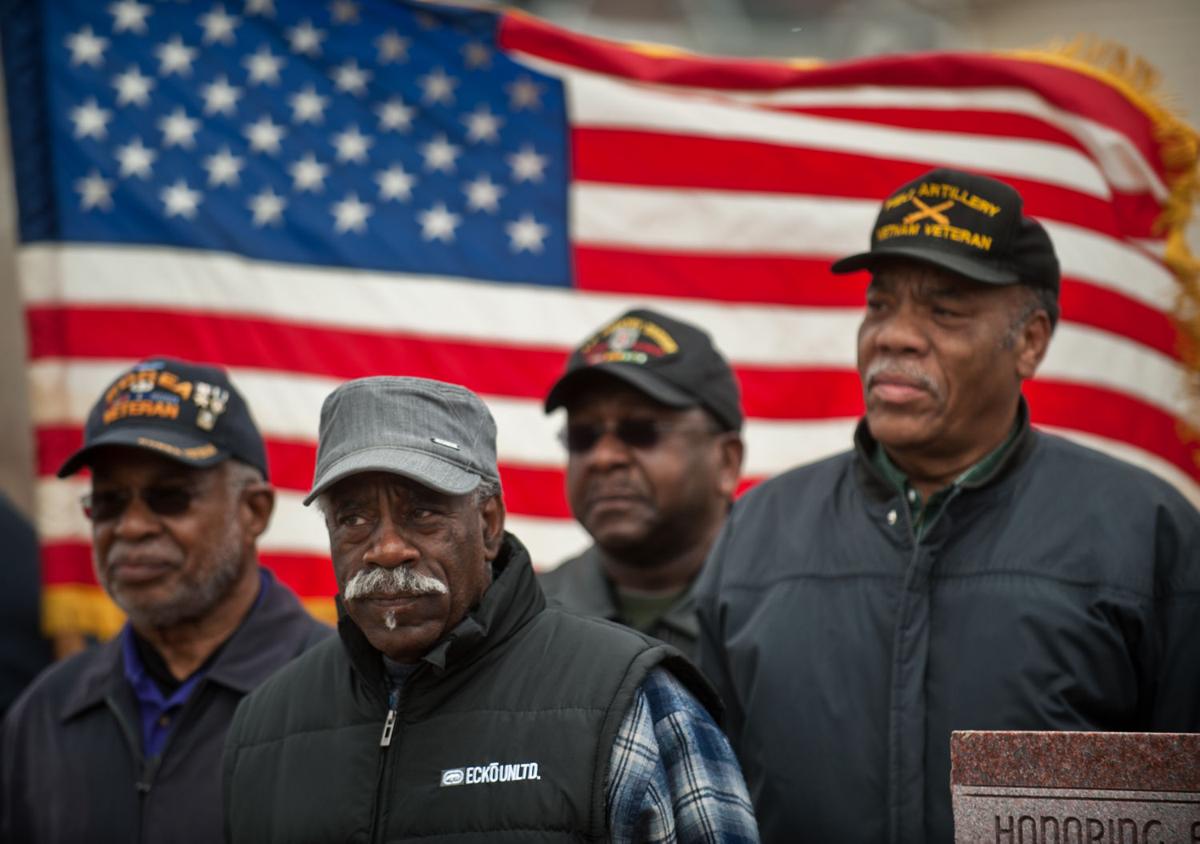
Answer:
[
  {"xmin": 864, "ymin": 359, "xmax": 940, "ymax": 397},
  {"xmin": 344, "ymin": 567, "xmax": 448, "ymax": 600}
]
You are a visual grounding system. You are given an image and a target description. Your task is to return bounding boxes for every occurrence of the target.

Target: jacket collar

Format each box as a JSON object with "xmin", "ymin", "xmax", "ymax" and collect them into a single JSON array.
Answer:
[
  {"xmin": 338, "ymin": 532, "xmax": 544, "ymax": 688},
  {"xmin": 852, "ymin": 398, "xmax": 1035, "ymax": 499},
  {"xmin": 59, "ymin": 567, "xmax": 320, "ymax": 721},
  {"xmin": 557, "ymin": 545, "xmax": 700, "ymax": 640}
]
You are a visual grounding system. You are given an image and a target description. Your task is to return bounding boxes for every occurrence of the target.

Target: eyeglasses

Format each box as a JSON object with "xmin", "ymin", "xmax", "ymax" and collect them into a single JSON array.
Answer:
[
  {"xmin": 81, "ymin": 486, "xmax": 198, "ymax": 522},
  {"xmin": 558, "ymin": 418, "xmax": 719, "ymax": 454}
]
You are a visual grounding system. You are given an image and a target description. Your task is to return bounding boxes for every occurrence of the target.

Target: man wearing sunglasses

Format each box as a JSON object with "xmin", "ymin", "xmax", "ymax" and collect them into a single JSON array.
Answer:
[
  {"xmin": 539, "ymin": 308, "xmax": 744, "ymax": 663},
  {"xmin": 222, "ymin": 376, "xmax": 758, "ymax": 842},
  {"xmin": 1, "ymin": 357, "xmax": 330, "ymax": 844}
]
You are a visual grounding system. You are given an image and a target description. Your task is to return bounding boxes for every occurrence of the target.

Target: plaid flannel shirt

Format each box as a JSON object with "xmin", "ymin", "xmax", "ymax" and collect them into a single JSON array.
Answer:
[{"xmin": 606, "ymin": 667, "xmax": 760, "ymax": 843}]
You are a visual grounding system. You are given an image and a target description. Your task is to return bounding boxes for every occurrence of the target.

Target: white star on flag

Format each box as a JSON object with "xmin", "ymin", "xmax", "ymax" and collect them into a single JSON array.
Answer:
[
  {"xmin": 376, "ymin": 165, "xmax": 416, "ymax": 201},
  {"xmin": 75, "ymin": 170, "xmax": 114, "ymax": 211},
  {"xmin": 201, "ymin": 76, "xmax": 242, "ymax": 116},
  {"xmin": 463, "ymin": 174, "xmax": 503, "ymax": 213},
  {"xmin": 421, "ymin": 134, "xmax": 460, "ymax": 173},
  {"xmin": 248, "ymin": 187, "xmax": 286, "ymax": 226},
  {"xmin": 116, "ymin": 137, "xmax": 157, "ymax": 178},
  {"xmin": 204, "ymin": 146, "xmax": 245, "ymax": 187},
  {"xmin": 109, "ymin": 0, "xmax": 151, "ymax": 35},
  {"xmin": 244, "ymin": 0, "xmax": 275, "ymax": 15},
  {"xmin": 199, "ymin": 5, "xmax": 240, "ymax": 46},
  {"xmin": 159, "ymin": 107, "xmax": 200, "ymax": 148},
  {"xmin": 462, "ymin": 42, "xmax": 491, "ymax": 69},
  {"xmin": 332, "ymin": 125, "xmax": 373, "ymax": 164},
  {"xmin": 161, "ymin": 179, "xmax": 202, "ymax": 218},
  {"xmin": 418, "ymin": 202, "xmax": 461, "ymax": 242},
  {"xmin": 286, "ymin": 20, "xmax": 325, "ymax": 56},
  {"xmin": 506, "ymin": 76, "xmax": 543, "ymax": 111},
  {"xmin": 375, "ymin": 30, "xmax": 410, "ymax": 64},
  {"xmin": 331, "ymin": 60, "xmax": 371, "ymax": 97},
  {"xmin": 418, "ymin": 67, "xmax": 457, "ymax": 106},
  {"xmin": 332, "ymin": 193, "xmax": 372, "ymax": 233},
  {"xmin": 69, "ymin": 98, "xmax": 112, "ymax": 140},
  {"xmin": 329, "ymin": 0, "xmax": 360, "ymax": 24},
  {"xmin": 245, "ymin": 115, "xmax": 285, "ymax": 155},
  {"xmin": 65, "ymin": 26, "xmax": 108, "ymax": 68},
  {"xmin": 507, "ymin": 145, "xmax": 547, "ymax": 183},
  {"xmin": 113, "ymin": 66, "xmax": 155, "ymax": 107},
  {"xmin": 462, "ymin": 105, "xmax": 503, "ymax": 144},
  {"xmin": 155, "ymin": 36, "xmax": 197, "ymax": 76},
  {"xmin": 289, "ymin": 153, "xmax": 329, "ymax": 192},
  {"xmin": 289, "ymin": 86, "xmax": 329, "ymax": 124},
  {"xmin": 376, "ymin": 98, "xmax": 414, "ymax": 133},
  {"xmin": 244, "ymin": 46, "xmax": 285, "ymax": 85},
  {"xmin": 506, "ymin": 213, "xmax": 549, "ymax": 253}
]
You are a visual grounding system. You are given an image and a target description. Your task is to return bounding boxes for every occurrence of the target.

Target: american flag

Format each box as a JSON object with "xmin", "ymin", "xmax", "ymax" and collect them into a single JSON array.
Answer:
[{"xmin": 6, "ymin": 0, "xmax": 1198, "ymax": 637}]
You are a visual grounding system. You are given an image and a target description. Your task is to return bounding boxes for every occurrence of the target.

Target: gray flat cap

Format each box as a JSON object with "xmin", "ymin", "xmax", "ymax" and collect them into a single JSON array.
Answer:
[{"xmin": 304, "ymin": 376, "xmax": 500, "ymax": 505}]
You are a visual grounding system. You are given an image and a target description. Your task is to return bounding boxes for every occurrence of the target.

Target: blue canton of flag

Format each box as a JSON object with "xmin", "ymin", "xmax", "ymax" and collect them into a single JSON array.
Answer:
[{"xmin": 5, "ymin": 0, "xmax": 570, "ymax": 286}]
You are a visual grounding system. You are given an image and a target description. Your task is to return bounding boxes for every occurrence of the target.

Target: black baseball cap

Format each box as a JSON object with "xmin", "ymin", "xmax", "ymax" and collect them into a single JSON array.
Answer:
[
  {"xmin": 544, "ymin": 308, "xmax": 743, "ymax": 431},
  {"xmin": 831, "ymin": 167, "xmax": 1060, "ymax": 293},
  {"xmin": 57, "ymin": 357, "xmax": 269, "ymax": 478}
]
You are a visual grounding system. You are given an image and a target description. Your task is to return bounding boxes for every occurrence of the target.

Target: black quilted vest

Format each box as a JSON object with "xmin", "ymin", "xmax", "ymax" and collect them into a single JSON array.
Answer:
[{"xmin": 223, "ymin": 533, "xmax": 716, "ymax": 843}]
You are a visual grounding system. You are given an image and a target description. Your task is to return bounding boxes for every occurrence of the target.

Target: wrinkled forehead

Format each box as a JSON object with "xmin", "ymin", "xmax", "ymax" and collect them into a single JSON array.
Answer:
[{"xmin": 868, "ymin": 260, "xmax": 1001, "ymax": 300}]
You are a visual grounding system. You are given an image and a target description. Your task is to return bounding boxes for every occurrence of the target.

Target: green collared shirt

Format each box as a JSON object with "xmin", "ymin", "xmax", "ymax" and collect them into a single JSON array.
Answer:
[{"xmin": 873, "ymin": 419, "xmax": 1022, "ymax": 541}]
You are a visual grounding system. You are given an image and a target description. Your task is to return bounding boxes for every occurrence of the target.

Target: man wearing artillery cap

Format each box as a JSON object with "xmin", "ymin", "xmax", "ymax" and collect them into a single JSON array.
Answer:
[
  {"xmin": 1, "ymin": 357, "xmax": 329, "ymax": 844},
  {"xmin": 695, "ymin": 168, "xmax": 1200, "ymax": 843},
  {"xmin": 541, "ymin": 308, "xmax": 744, "ymax": 661},
  {"xmin": 222, "ymin": 375, "xmax": 758, "ymax": 843}
]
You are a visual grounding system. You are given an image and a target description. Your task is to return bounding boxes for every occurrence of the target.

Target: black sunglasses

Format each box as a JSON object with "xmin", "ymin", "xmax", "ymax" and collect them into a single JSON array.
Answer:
[
  {"xmin": 81, "ymin": 486, "xmax": 198, "ymax": 522},
  {"xmin": 558, "ymin": 418, "xmax": 718, "ymax": 454}
]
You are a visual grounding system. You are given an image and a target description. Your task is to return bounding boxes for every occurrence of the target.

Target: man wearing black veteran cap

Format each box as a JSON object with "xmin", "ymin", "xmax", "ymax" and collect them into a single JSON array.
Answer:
[
  {"xmin": 541, "ymin": 308, "xmax": 744, "ymax": 661},
  {"xmin": 222, "ymin": 376, "xmax": 758, "ymax": 843},
  {"xmin": 1, "ymin": 357, "xmax": 329, "ymax": 844},
  {"xmin": 695, "ymin": 168, "xmax": 1200, "ymax": 843}
]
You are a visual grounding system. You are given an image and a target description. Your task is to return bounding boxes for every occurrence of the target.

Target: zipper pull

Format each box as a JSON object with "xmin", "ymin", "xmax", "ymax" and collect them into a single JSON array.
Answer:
[{"xmin": 380, "ymin": 708, "xmax": 397, "ymax": 747}]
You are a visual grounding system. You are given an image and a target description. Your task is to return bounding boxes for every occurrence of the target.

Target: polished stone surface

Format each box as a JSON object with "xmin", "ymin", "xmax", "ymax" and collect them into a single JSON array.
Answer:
[{"xmin": 951, "ymin": 731, "xmax": 1200, "ymax": 843}]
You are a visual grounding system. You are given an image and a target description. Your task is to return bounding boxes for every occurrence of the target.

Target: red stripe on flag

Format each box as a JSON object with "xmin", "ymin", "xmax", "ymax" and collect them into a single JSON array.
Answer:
[
  {"xmin": 572, "ymin": 128, "xmax": 1156, "ymax": 239},
  {"xmin": 501, "ymin": 15, "xmax": 1167, "ymax": 180}
]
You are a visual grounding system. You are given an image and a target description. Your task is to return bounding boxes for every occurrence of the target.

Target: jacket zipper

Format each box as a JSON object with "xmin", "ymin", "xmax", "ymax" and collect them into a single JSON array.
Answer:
[
  {"xmin": 106, "ymin": 694, "xmax": 160, "ymax": 844},
  {"xmin": 371, "ymin": 686, "xmax": 403, "ymax": 844}
]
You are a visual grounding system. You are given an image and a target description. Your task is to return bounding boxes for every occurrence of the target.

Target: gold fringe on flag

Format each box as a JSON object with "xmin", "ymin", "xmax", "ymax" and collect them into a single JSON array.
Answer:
[{"xmin": 1011, "ymin": 36, "xmax": 1200, "ymax": 447}]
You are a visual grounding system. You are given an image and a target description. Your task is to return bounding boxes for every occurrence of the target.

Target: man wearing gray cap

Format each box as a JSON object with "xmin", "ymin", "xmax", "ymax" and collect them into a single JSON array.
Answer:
[{"xmin": 222, "ymin": 376, "xmax": 758, "ymax": 843}]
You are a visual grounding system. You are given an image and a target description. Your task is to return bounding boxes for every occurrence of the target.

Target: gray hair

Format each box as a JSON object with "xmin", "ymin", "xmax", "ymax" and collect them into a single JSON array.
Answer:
[{"xmin": 1003, "ymin": 285, "xmax": 1059, "ymax": 349}]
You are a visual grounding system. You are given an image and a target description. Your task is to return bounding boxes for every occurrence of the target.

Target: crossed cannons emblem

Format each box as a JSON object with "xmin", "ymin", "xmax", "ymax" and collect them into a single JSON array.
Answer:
[{"xmin": 902, "ymin": 197, "xmax": 954, "ymax": 225}]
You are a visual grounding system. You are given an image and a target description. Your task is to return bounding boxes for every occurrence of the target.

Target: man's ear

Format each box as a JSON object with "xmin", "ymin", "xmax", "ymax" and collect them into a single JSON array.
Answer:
[
  {"xmin": 240, "ymin": 482, "xmax": 276, "ymax": 543},
  {"xmin": 1015, "ymin": 309, "xmax": 1052, "ymax": 380},
  {"xmin": 480, "ymin": 493, "xmax": 506, "ymax": 562},
  {"xmin": 715, "ymin": 434, "xmax": 745, "ymax": 500}
]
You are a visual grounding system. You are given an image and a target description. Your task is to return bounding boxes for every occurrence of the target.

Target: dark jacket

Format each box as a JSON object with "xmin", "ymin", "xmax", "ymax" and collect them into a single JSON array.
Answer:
[
  {"xmin": 695, "ymin": 417, "xmax": 1200, "ymax": 844},
  {"xmin": 1, "ymin": 570, "xmax": 330, "ymax": 844},
  {"xmin": 223, "ymin": 533, "xmax": 714, "ymax": 844},
  {"xmin": 539, "ymin": 544, "xmax": 701, "ymax": 661}
]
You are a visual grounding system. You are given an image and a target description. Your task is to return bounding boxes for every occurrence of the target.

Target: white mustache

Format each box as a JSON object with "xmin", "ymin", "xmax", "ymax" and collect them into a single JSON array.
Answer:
[
  {"xmin": 344, "ymin": 567, "xmax": 448, "ymax": 600},
  {"xmin": 864, "ymin": 359, "xmax": 940, "ymax": 397}
]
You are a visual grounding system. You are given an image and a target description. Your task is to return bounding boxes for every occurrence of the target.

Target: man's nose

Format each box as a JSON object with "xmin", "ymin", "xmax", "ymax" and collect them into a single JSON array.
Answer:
[
  {"xmin": 581, "ymin": 425, "xmax": 635, "ymax": 470},
  {"xmin": 871, "ymin": 302, "xmax": 929, "ymax": 355},
  {"xmin": 363, "ymin": 517, "xmax": 420, "ymax": 568},
  {"xmin": 111, "ymin": 493, "xmax": 163, "ymax": 541}
]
